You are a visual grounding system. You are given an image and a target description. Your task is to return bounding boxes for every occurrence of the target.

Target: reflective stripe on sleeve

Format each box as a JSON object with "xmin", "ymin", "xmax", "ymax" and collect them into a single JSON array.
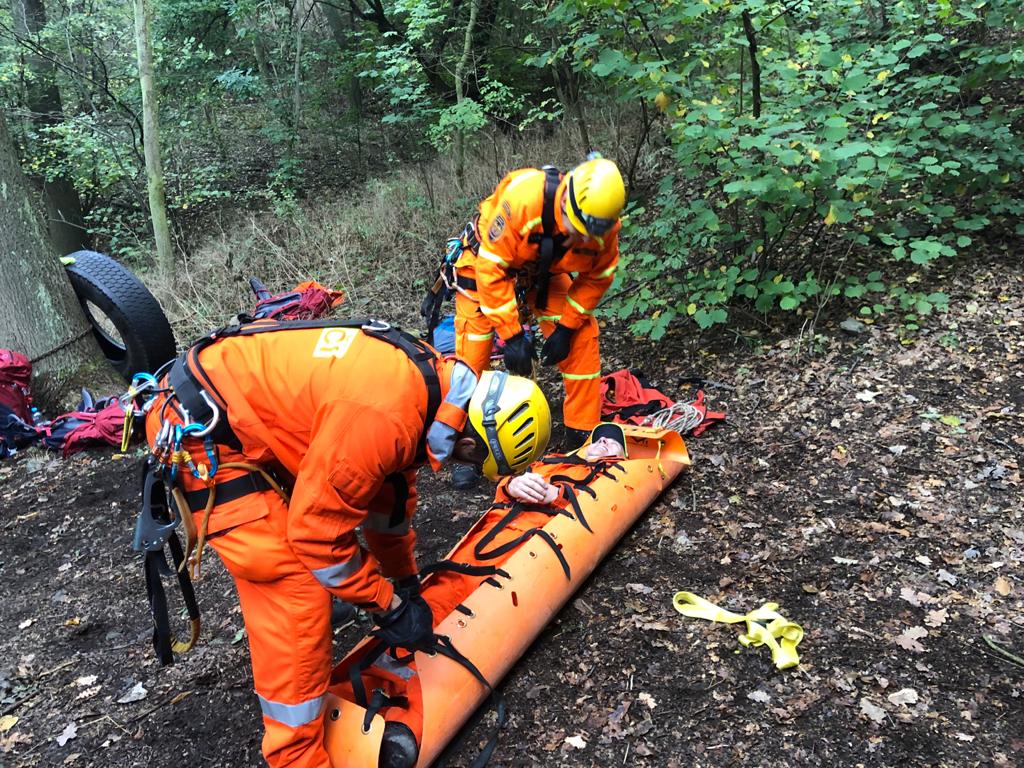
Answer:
[
  {"xmin": 596, "ymin": 264, "xmax": 617, "ymax": 279},
  {"xmin": 478, "ymin": 248, "xmax": 509, "ymax": 267},
  {"xmin": 258, "ymin": 693, "xmax": 326, "ymax": 727},
  {"xmin": 566, "ymin": 295, "xmax": 592, "ymax": 315},
  {"xmin": 480, "ymin": 298, "xmax": 518, "ymax": 317},
  {"xmin": 311, "ymin": 551, "xmax": 363, "ymax": 588},
  {"xmin": 535, "ymin": 314, "xmax": 562, "ymax": 323},
  {"xmin": 365, "ymin": 512, "xmax": 411, "ymax": 535},
  {"xmin": 466, "ymin": 331, "xmax": 495, "ymax": 342},
  {"xmin": 519, "ymin": 216, "xmax": 542, "ymax": 235},
  {"xmin": 562, "ymin": 371, "xmax": 601, "ymax": 381}
]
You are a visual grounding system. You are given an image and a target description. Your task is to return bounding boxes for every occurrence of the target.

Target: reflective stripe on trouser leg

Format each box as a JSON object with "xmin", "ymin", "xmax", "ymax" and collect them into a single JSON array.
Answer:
[
  {"xmin": 212, "ymin": 517, "xmax": 334, "ymax": 768},
  {"xmin": 454, "ymin": 283, "xmax": 495, "ymax": 375}
]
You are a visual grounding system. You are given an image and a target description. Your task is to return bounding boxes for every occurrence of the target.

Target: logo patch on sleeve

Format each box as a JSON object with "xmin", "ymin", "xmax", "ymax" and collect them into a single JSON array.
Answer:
[
  {"xmin": 313, "ymin": 327, "xmax": 358, "ymax": 359},
  {"xmin": 488, "ymin": 214, "xmax": 507, "ymax": 241}
]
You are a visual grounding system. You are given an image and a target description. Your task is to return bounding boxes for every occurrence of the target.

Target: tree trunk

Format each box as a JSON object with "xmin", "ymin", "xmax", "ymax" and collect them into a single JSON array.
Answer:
[
  {"xmin": 0, "ymin": 112, "xmax": 111, "ymax": 409},
  {"xmin": 132, "ymin": 0, "xmax": 174, "ymax": 278},
  {"xmin": 322, "ymin": 3, "xmax": 364, "ymax": 121},
  {"xmin": 453, "ymin": 0, "xmax": 481, "ymax": 187},
  {"xmin": 10, "ymin": 0, "xmax": 87, "ymax": 255}
]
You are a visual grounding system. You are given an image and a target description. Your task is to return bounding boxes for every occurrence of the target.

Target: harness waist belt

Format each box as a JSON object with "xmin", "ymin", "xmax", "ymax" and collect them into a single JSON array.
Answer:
[
  {"xmin": 183, "ymin": 471, "xmax": 272, "ymax": 512},
  {"xmin": 456, "ymin": 275, "xmax": 477, "ymax": 292}
]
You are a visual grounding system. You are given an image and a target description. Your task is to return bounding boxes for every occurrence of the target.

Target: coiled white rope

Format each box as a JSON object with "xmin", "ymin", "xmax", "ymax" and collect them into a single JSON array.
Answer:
[{"xmin": 640, "ymin": 400, "xmax": 704, "ymax": 435}]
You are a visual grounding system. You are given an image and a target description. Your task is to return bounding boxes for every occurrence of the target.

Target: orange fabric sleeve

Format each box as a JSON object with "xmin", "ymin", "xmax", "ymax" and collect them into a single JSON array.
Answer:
[
  {"xmin": 363, "ymin": 466, "xmax": 419, "ymax": 580},
  {"xmin": 286, "ymin": 401, "xmax": 419, "ymax": 612},
  {"xmin": 560, "ymin": 225, "xmax": 620, "ymax": 330}
]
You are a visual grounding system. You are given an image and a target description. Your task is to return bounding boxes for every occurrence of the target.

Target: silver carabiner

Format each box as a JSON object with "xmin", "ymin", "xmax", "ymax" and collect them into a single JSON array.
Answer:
[
  {"xmin": 190, "ymin": 391, "xmax": 222, "ymax": 437},
  {"xmin": 361, "ymin": 319, "xmax": 391, "ymax": 333}
]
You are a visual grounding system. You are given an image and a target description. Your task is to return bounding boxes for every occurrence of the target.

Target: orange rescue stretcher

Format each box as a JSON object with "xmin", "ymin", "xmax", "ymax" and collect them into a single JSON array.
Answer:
[{"xmin": 324, "ymin": 425, "xmax": 690, "ymax": 767}]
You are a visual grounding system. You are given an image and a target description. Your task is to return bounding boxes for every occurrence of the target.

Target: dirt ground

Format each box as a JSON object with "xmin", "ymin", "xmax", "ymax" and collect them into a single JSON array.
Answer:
[{"xmin": 1, "ymin": 253, "xmax": 1021, "ymax": 768}]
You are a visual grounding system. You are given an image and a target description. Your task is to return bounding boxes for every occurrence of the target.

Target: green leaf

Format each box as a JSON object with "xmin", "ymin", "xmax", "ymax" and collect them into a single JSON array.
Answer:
[
  {"xmin": 779, "ymin": 296, "xmax": 799, "ymax": 310},
  {"xmin": 939, "ymin": 414, "xmax": 961, "ymax": 427}
]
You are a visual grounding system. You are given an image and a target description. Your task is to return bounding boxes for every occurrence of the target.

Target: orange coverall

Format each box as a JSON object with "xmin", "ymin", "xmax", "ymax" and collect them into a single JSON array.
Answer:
[
  {"xmin": 145, "ymin": 325, "xmax": 465, "ymax": 768},
  {"xmin": 454, "ymin": 167, "xmax": 620, "ymax": 431}
]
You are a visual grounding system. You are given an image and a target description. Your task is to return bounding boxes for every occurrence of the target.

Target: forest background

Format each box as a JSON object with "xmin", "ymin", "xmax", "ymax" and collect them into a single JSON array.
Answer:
[{"xmin": 2, "ymin": 0, "xmax": 1021, "ymax": 345}]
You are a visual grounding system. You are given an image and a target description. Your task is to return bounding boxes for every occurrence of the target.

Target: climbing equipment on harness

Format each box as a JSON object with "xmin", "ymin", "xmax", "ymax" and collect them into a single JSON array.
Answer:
[
  {"xmin": 672, "ymin": 592, "xmax": 804, "ymax": 670},
  {"xmin": 322, "ymin": 425, "xmax": 690, "ymax": 767},
  {"xmin": 421, "ymin": 221, "xmax": 480, "ymax": 343}
]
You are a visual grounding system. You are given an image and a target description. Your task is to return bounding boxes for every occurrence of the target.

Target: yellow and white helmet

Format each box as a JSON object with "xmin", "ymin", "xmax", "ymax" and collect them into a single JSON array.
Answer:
[
  {"xmin": 564, "ymin": 156, "xmax": 626, "ymax": 237},
  {"xmin": 468, "ymin": 370, "xmax": 551, "ymax": 478}
]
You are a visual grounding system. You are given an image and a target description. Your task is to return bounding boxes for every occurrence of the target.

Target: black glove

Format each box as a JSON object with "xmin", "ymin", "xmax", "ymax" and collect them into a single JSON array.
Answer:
[
  {"xmin": 502, "ymin": 331, "xmax": 535, "ymax": 375},
  {"xmin": 395, "ymin": 575, "xmax": 421, "ymax": 600},
  {"xmin": 541, "ymin": 324, "xmax": 574, "ymax": 366},
  {"xmin": 374, "ymin": 593, "xmax": 434, "ymax": 649}
]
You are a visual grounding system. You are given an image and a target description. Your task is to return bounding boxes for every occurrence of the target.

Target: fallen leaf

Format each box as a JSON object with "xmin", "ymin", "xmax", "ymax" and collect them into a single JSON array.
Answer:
[
  {"xmin": 925, "ymin": 608, "xmax": 948, "ymax": 628},
  {"xmin": 802, "ymin": 583, "xmax": 820, "ymax": 594},
  {"xmin": 564, "ymin": 734, "xmax": 587, "ymax": 749},
  {"xmin": 937, "ymin": 569, "xmax": 957, "ymax": 585},
  {"xmin": 636, "ymin": 692, "xmax": 657, "ymax": 710},
  {"xmin": 747, "ymin": 690, "xmax": 771, "ymax": 704},
  {"xmin": 18, "ymin": 618, "xmax": 33, "ymax": 630},
  {"xmin": 896, "ymin": 626, "xmax": 928, "ymax": 653},
  {"xmin": 76, "ymin": 686, "xmax": 101, "ymax": 701},
  {"xmin": 55, "ymin": 723, "xmax": 77, "ymax": 746},
  {"xmin": 117, "ymin": 682, "xmax": 147, "ymax": 704},
  {"xmin": 859, "ymin": 698, "xmax": 887, "ymax": 723},
  {"xmin": 75, "ymin": 675, "xmax": 97, "ymax": 687},
  {"xmin": 626, "ymin": 583, "xmax": 654, "ymax": 595},
  {"xmin": 954, "ymin": 733, "xmax": 975, "ymax": 742},
  {"xmin": 833, "ymin": 556, "xmax": 859, "ymax": 565},
  {"xmin": 994, "ymin": 576, "xmax": 1013, "ymax": 596},
  {"xmin": 887, "ymin": 688, "xmax": 919, "ymax": 706},
  {"xmin": 0, "ymin": 716, "xmax": 17, "ymax": 733},
  {"xmin": 856, "ymin": 390, "xmax": 881, "ymax": 402}
]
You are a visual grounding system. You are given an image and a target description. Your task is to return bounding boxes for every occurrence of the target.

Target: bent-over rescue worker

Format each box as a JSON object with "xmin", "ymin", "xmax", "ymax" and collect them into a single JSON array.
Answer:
[
  {"xmin": 448, "ymin": 155, "xmax": 626, "ymax": 488},
  {"xmin": 143, "ymin": 319, "xmax": 551, "ymax": 768}
]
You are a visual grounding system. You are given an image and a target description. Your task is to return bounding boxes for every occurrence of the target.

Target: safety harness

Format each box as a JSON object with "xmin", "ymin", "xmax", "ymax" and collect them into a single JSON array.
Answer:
[
  {"xmin": 135, "ymin": 318, "xmax": 447, "ymax": 665},
  {"xmin": 526, "ymin": 166, "xmax": 569, "ymax": 310}
]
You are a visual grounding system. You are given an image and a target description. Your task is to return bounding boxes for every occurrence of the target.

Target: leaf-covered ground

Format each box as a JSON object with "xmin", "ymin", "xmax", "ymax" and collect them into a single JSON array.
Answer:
[{"xmin": 1, "ymin": 254, "xmax": 1021, "ymax": 767}]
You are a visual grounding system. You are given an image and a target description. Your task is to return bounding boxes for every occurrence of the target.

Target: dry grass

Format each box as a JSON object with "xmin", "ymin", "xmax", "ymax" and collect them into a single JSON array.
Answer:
[{"xmin": 146, "ymin": 125, "xmax": 607, "ymax": 343}]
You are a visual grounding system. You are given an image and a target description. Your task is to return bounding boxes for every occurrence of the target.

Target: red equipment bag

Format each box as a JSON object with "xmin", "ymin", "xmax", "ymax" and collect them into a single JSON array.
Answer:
[
  {"xmin": 0, "ymin": 350, "xmax": 33, "ymax": 422},
  {"xmin": 599, "ymin": 369, "xmax": 673, "ymax": 424}
]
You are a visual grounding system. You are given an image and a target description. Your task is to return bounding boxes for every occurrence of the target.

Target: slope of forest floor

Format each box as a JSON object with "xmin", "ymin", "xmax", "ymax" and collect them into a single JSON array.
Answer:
[{"xmin": 0, "ymin": 253, "xmax": 1021, "ymax": 768}]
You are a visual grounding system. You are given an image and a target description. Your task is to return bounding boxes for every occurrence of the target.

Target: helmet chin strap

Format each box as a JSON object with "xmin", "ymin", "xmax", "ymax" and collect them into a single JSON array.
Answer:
[{"xmin": 480, "ymin": 371, "xmax": 513, "ymax": 476}]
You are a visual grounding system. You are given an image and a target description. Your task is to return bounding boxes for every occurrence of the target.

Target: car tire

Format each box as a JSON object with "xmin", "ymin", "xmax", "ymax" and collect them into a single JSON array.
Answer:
[{"xmin": 64, "ymin": 250, "xmax": 177, "ymax": 379}]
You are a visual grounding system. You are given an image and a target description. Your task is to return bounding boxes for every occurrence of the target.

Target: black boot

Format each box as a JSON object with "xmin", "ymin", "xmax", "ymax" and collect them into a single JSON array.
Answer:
[
  {"xmin": 451, "ymin": 462, "xmax": 481, "ymax": 490},
  {"xmin": 563, "ymin": 427, "xmax": 590, "ymax": 451}
]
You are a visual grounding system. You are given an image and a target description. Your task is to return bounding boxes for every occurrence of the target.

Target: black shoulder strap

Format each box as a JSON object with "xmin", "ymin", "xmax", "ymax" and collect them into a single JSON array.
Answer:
[
  {"xmin": 175, "ymin": 319, "xmax": 442, "ymax": 463},
  {"xmin": 533, "ymin": 166, "xmax": 567, "ymax": 310}
]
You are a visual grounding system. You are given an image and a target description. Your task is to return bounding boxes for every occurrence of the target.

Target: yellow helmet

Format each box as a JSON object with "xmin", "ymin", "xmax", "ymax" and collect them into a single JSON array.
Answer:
[
  {"xmin": 468, "ymin": 370, "xmax": 551, "ymax": 479},
  {"xmin": 564, "ymin": 156, "xmax": 626, "ymax": 237}
]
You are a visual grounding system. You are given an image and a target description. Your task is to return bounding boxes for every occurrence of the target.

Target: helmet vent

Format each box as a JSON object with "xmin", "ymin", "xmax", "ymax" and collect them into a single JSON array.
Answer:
[
  {"xmin": 512, "ymin": 416, "xmax": 534, "ymax": 437},
  {"xmin": 506, "ymin": 403, "xmax": 530, "ymax": 426},
  {"xmin": 515, "ymin": 432, "xmax": 535, "ymax": 449}
]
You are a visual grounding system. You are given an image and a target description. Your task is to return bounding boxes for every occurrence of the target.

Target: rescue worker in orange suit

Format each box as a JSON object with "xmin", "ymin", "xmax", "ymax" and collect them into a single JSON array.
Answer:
[
  {"xmin": 449, "ymin": 155, "xmax": 626, "ymax": 489},
  {"xmin": 143, "ymin": 321, "xmax": 551, "ymax": 768}
]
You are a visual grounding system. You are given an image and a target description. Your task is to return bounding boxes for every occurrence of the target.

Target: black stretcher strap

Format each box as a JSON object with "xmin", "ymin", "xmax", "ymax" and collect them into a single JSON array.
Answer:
[{"xmin": 144, "ymin": 532, "xmax": 200, "ymax": 666}]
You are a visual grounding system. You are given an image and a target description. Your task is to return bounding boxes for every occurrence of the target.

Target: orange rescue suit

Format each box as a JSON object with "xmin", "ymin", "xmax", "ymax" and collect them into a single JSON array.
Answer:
[
  {"xmin": 145, "ymin": 325, "xmax": 460, "ymax": 768},
  {"xmin": 454, "ymin": 167, "xmax": 620, "ymax": 431}
]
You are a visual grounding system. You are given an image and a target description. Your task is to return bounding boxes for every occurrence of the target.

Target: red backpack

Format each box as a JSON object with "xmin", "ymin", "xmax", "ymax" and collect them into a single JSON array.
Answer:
[{"xmin": 0, "ymin": 350, "xmax": 33, "ymax": 422}]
